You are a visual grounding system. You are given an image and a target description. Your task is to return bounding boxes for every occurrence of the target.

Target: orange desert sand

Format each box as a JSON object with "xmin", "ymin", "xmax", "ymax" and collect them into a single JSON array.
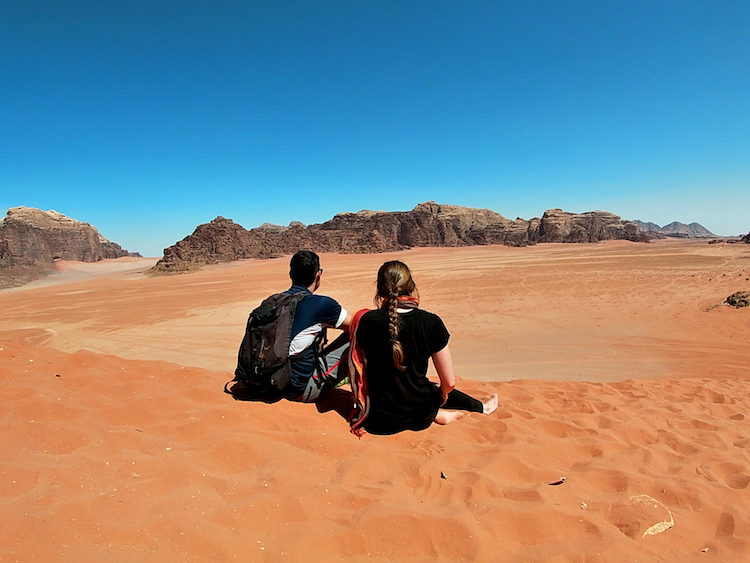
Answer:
[{"xmin": 1, "ymin": 240, "xmax": 749, "ymax": 562}]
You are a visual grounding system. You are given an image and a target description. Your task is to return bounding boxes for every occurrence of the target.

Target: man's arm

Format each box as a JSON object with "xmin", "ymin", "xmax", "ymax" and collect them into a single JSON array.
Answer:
[
  {"xmin": 320, "ymin": 308, "xmax": 352, "ymax": 356},
  {"xmin": 338, "ymin": 310, "xmax": 353, "ymax": 332}
]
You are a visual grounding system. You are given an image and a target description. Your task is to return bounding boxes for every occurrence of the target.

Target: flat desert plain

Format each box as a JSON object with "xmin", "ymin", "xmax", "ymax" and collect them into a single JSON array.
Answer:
[{"xmin": 1, "ymin": 239, "xmax": 749, "ymax": 562}]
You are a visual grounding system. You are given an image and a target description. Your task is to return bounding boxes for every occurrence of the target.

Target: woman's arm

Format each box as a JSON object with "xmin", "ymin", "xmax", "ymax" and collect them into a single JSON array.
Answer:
[{"xmin": 432, "ymin": 346, "xmax": 456, "ymax": 406}]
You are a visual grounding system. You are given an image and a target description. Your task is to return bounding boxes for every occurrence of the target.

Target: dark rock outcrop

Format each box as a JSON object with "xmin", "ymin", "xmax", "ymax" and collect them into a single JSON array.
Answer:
[
  {"xmin": 0, "ymin": 207, "xmax": 140, "ymax": 288},
  {"xmin": 634, "ymin": 220, "xmax": 715, "ymax": 238},
  {"xmin": 726, "ymin": 292, "xmax": 750, "ymax": 308},
  {"xmin": 152, "ymin": 202, "xmax": 651, "ymax": 274},
  {"xmin": 740, "ymin": 231, "xmax": 750, "ymax": 244}
]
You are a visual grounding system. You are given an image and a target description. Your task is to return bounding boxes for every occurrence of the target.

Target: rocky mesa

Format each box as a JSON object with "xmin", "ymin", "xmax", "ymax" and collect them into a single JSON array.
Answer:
[
  {"xmin": 0, "ymin": 207, "xmax": 140, "ymax": 288},
  {"xmin": 152, "ymin": 202, "xmax": 651, "ymax": 274}
]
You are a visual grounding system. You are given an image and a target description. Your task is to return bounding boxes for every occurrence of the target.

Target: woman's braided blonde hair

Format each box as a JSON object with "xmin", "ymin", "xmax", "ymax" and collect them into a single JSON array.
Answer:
[{"xmin": 375, "ymin": 261, "xmax": 417, "ymax": 371}]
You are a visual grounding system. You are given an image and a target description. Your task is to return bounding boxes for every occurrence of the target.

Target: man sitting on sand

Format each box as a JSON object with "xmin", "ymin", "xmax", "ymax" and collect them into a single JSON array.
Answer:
[{"xmin": 282, "ymin": 250, "xmax": 352, "ymax": 402}]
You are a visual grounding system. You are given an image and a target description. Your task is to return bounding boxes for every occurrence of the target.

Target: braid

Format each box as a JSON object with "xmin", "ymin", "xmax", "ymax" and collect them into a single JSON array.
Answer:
[
  {"xmin": 376, "ymin": 261, "xmax": 416, "ymax": 372},
  {"xmin": 387, "ymin": 289, "xmax": 405, "ymax": 370}
]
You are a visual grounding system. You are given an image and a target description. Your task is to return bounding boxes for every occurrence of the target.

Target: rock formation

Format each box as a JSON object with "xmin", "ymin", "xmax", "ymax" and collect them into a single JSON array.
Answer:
[
  {"xmin": 0, "ymin": 207, "xmax": 140, "ymax": 288},
  {"xmin": 153, "ymin": 202, "xmax": 651, "ymax": 274},
  {"xmin": 725, "ymin": 292, "xmax": 750, "ymax": 308},
  {"xmin": 634, "ymin": 220, "xmax": 715, "ymax": 238},
  {"xmin": 538, "ymin": 209, "xmax": 647, "ymax": 243},
  {"xmin": 740, "ymin": 231, "xmax": 750, "ymax": 244}
]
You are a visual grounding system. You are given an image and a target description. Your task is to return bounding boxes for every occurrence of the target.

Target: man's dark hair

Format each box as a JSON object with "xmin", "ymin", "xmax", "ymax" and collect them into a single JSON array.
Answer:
[{"xmin": 290, "ymin": 250, "xmax": 320, "ymax": 287}]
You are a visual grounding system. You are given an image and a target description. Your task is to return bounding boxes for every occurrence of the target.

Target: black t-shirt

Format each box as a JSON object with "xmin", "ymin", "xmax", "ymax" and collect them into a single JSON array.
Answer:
[{"xmin": 356, "ymin": 308, "xmax": 450, "ymax": 435}]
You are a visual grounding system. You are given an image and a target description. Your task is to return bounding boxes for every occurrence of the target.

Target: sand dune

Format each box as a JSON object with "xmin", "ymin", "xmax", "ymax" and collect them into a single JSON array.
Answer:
[{"xmin": 1, "ymin": 239, "xmax": 749, "ymax": 561}]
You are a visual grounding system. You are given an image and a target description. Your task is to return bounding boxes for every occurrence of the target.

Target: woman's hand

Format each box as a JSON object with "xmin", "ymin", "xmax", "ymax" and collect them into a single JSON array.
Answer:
[{"xmin": 439, "ymin": 386, "xmax": 450, "ymax": 406}]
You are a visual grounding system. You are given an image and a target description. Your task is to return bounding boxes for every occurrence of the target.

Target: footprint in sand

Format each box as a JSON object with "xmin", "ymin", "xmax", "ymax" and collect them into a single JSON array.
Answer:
[
  {"xmin": 503, "ymin": 487, "xmax": 543, "ymax": 503},
  {"xmin": 725, "ymin": 473, "xmax": 750, "ymax": 490},
  {"xmin": 412, "ymin": 438, "xmax": 445, "ymax": 457}
]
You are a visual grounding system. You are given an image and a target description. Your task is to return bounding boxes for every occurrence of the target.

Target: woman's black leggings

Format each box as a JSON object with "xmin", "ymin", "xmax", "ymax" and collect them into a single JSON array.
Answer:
[{"xmin": 432, "ymin": 384, "xmax": 483, "ymax": 413}]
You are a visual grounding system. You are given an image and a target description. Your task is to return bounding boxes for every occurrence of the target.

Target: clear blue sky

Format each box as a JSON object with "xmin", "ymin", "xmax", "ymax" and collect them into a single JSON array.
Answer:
[{"xmin": 1, "ymin": 1, "xmax": 748, "ymax": 257}]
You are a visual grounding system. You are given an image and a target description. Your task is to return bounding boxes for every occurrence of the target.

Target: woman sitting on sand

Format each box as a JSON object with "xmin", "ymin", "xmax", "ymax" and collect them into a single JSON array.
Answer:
[{"xmin": 355, "ymin": 260, "xmax": 498, "ymax": 435}]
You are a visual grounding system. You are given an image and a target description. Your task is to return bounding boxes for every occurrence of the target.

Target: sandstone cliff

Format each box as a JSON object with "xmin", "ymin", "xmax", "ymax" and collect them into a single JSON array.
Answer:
[
  {"xmin": 538, "ymin": 209, "xmax": 648, "ymax": 243},
  {"xmin": 152, "ymin": 202, "xmax": 650, "ymax": 274},
  {"xmin": 0, "ymin": 207, "xmax": 140, "ymax": 288}
]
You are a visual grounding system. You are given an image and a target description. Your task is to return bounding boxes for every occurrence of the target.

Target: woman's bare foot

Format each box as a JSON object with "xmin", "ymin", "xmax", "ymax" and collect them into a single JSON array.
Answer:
[
  {"xmin": 434, "ymin": 410, "xmax": 466, "ymax": 425},
  {"xmin": 483, "ymin": 393, "xmax": 498, "ymax": 415}
]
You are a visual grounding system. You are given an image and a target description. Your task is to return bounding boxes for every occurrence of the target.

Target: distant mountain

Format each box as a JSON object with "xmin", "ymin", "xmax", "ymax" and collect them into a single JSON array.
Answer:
[
  {"xmin": 633, "ymin": 220, "xmax": 715, "ymax": 238},
  {"xmin": 633, "ymin": 220, "xmax": 662, "ymax": 233},
  {"xmin": 152, "ymin": 202, "xmax": 651, "ymax": 274},
  {"xmin": 0, "ymin": 207, "xmax": 140, "ymax": 288},
  {"xmin": 661, "ymin": 221, "xmax": 716, "ymax": 237}
]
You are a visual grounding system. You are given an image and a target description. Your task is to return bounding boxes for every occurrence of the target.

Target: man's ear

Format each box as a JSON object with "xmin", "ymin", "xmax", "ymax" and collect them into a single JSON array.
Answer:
[{"xmin": 289, "ymin": 270, "xmax": 294, "ymax": 282}]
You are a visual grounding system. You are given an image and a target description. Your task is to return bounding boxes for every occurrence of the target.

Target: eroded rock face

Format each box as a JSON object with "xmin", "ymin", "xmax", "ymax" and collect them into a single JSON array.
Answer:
[
  {"xmin": 0, "ymin": 207, "xmax": 140, "ymax": 287},
  {"xmin": 314, "ymin": 202, "xmax": 512, "ymax": 248},
  {"xmin": 741, "ymin": 231, "xmax": 750, "ymax": 244},
  {"xmin": 0, "ymin": 207, "xmax": 139, "ymax": 265},
  {"xmin": 152, "ymin": 202, "xmax": 652, "ymax": 273},
  {"xmin": 540, "ymin": 209, "xmax": 649, "ymax": 243}
]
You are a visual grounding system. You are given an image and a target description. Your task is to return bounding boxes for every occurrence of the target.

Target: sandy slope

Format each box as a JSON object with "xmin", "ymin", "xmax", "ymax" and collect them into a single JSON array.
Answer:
[
  {"xmin": 1, "ymin": 239, "xmax": 749, "ymax": 562},
  {"xmin": 0, "ymin": 257, "xmax": 158, "ymax": 293}
]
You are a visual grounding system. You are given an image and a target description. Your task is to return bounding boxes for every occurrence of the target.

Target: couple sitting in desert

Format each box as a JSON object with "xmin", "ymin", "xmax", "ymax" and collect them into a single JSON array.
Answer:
[{"xmin": 228, "ymin": 250, "xmax": 497, "ymax": 435}]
